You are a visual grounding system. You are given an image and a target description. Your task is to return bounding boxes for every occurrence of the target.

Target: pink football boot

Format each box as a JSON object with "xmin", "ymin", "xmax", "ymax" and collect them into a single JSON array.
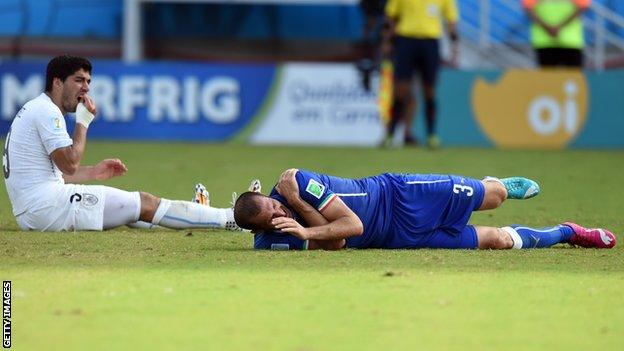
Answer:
[{"xmin": 563, "ymin": 222, "xmax": 617, "ymax": 249}]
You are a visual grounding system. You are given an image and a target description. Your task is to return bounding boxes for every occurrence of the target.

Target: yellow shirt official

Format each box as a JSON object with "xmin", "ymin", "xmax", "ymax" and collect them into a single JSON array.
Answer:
[{"xmin": 385, "ymin": 0, "xmax": 459, "ymax": 39}]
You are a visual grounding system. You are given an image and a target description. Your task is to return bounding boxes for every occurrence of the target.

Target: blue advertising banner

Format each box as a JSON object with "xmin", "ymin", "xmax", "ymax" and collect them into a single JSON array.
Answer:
[
  {"xmin": 0, "ymin": 60, "xmax": 277, "ymax": 141},
  {"xmin": 0, "ymin": 60, "xmax": 622, "ymax": 149}
]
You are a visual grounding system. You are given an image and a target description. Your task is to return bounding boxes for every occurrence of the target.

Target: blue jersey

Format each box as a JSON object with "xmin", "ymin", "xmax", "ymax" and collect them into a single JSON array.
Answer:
[{"xmin": 254, "ymin": 170, "xmax": 485, "ymax": 250}]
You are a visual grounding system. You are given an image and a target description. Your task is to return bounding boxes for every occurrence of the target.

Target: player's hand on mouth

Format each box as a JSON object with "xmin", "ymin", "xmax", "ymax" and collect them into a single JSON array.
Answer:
[
  {"xmin": 80, "ymin": 94, "xmax": 97, "ymax": 115},
  {"xmin": 272, "ymin": 217, "xmax": 308, "ymax": 240}
]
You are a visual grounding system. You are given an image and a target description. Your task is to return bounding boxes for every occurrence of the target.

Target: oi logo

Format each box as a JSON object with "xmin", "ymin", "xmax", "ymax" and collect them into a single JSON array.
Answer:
[
  {"xmin": 471, "ymin": 70, "xmax": 588, "ymax": 149},
  {"xmin": 528, "ymin": 80, "xmax": 579, "ymax": 136}
]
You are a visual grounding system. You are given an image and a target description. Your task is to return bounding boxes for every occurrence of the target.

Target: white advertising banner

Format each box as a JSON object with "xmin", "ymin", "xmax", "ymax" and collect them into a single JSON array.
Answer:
[{"xmin": 249, "ymin": 63, "xmax": 385, "ymax": 146}]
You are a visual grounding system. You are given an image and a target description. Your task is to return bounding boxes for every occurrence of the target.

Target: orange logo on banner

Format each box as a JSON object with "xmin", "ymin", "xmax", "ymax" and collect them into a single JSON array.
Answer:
[{"xmin": 472, "ymin": 70, "xmax": 588, "ymax": 149}]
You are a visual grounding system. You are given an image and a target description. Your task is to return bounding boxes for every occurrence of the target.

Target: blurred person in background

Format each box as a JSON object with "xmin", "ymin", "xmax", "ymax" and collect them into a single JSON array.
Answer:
[
  {"xmin": 357, "ymin": 0, "xmax": 387, "ymax": 91},
  {"xmin": 524, "ymin": 0, "xmax": 590, "ymax": 68},
  {"xmin": 382, "ymin": 0, "xmax": 459, "ymax": 149}
]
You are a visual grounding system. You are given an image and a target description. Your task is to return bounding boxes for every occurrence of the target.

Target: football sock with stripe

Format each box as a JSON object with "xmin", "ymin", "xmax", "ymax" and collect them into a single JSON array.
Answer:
[
  {"xmin": 503, "ymin": 225, "xmax": 574, "ymax": 248},
  {"xmin": 151, "ymin": 199, "xmax": 234, "ymax": 229}
]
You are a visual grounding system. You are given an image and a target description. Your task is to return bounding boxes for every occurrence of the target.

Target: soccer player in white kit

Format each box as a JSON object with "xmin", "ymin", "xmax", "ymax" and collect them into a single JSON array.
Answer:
[{"xmin": 2, "ymin": 55, "xmax": 238, "ymax": 232}]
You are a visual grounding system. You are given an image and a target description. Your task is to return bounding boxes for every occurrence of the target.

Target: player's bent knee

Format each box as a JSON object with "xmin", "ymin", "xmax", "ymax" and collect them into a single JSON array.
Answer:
[
  {"xmin": 492, "ymin": 182, "xmax": 507, "ymax": 204},
  {"xmin": 479, "ymin": 181, "xmax": 507, "ymax": 210},
  {"xmin": 139, "ymin": 192, "xmax": 161, "ymax": 222}
]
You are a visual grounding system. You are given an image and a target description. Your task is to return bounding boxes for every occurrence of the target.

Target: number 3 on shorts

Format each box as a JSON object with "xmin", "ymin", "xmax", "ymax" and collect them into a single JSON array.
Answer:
[{"xmin": 453, "ymin": 184, "xmax": 473, "ymax": 196}]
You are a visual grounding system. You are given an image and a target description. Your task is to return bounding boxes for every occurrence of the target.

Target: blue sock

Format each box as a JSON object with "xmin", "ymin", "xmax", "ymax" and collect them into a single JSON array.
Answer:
[{"xmin": 505, "ymin": 225, "xmax": 574, "ymax": 249}]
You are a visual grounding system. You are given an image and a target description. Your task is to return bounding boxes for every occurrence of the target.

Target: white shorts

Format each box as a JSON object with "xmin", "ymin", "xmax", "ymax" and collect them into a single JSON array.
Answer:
[{"xmin": 15, "ymin": 184, "xmax": 141, "ymax": 231}]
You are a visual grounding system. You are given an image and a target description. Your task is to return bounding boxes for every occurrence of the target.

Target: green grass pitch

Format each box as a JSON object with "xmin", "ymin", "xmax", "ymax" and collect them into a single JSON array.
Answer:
[{"xmin": 1, "ymin": 142, "xmax": 623, "ymax": 351}]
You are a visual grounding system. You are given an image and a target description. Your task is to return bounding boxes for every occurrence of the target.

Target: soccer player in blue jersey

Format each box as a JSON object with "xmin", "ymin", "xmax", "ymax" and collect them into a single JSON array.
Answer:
[{"xmin": 233, "ymin": 169, "xmax": 616, "ymax": 250}]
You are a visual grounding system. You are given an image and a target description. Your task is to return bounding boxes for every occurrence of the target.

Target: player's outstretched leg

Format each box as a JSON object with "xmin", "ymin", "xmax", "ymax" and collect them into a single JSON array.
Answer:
[
  {"xmin": 195, "ymin": 181, "xmax": 262, "ymax": 231},
  {"xmin": 139, "ymin": 192, "xmax": 240, "ymax": 230},
  {"xmin": 125, "ymin": 184, "xmax": 222, "ymax": 230},
  {"xmin": 152, "ymin": 198, "xmax": 237, "ymax": 230},
  {"xmin": 476, "ymin": 223, "xmax": 616, "ymax": 249},
  {"xmin": 496, "ymin": 224, "xmax": 615, "ymax": 249},
  {"xmin": 501, "ymin": 225, "xmax": 574, "ymax": 249}
]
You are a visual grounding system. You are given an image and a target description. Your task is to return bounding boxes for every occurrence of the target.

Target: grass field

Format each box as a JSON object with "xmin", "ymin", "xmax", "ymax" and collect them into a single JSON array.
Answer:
[{"xmin": 2, "ymin": 142, "xmax": 623, "ymax": 351}]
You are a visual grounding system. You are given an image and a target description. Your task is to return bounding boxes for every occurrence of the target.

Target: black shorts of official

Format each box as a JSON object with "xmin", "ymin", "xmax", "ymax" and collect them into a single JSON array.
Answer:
[
  {"xmin": 536, "ymin": 48, "xmax": 583, "ymax": 68},
  {"xmin": 393, "ymin": 36, "xmax": 440, "ymax": 85}
]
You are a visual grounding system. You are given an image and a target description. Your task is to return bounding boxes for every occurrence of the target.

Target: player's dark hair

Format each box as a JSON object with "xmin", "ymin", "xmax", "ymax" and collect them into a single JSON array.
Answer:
[
  {"xmin": 45, "ymin": 54, "xmax": 92, "ymax": 92},
  {"xmin": 233, "ymin": 191, "xmax": 266, "ymax": 230}
]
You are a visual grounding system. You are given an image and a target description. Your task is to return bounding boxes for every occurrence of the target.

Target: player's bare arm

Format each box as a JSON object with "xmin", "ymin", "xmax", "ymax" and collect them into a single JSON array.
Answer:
[
  {"xmin": 55, "ymin": 92, "xmax": 127, "ymax": 184},
  {"xmin": 272, "ymin": 197, "xmax": 363, "ymax": 241},
  {"xmin": 63, "ymin": 159, "xmax": 128, "ymax": 184},
  {"xmin": 49, "ymin": 71, "xmax": 96, "ymax": 175},
  {"xmin": 50, "ymin": 123, "xmax": 87, "ymax": 175},
  {"xmin": 276, "ymin": 168, "xmax": 328, "ymax": 226},
  {"xmin": 275, "ymin": 168, "xmax": 346, "ymax": 250}
]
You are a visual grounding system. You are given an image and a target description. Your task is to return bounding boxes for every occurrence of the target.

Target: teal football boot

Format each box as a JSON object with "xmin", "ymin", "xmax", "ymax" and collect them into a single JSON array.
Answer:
[{"xmin": 500, "ymin": 177, "xmax": 540, "ymax": 199}]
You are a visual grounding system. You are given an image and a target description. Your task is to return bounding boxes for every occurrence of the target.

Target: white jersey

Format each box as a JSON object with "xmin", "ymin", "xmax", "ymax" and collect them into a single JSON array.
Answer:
[{"xmin": 3, "ymin": 93, "xmax": 73, "ymax": 216}]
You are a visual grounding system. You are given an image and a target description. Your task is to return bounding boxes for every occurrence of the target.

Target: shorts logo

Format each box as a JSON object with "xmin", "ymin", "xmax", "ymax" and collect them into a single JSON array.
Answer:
[
  {"xmin": 305, "ymin": 179, "xmax": 325, "ymax": 199},
  {"xmin": 69, "ymin": 193, "xmax": 99, "ymax": 206},
  {"xmin": 82, "ymin": 193, "xmax": 99, "ymax": 206}
]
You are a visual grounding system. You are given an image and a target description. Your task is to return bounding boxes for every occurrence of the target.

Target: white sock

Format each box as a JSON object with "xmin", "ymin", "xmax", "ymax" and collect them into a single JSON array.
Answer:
[
  {"xmin": 151, "ymin": 199, "xmax": 235, "ymax": 229},
  {"xmin": 483, "ymin": 176, "xmax": 505, "ymax": 187}
]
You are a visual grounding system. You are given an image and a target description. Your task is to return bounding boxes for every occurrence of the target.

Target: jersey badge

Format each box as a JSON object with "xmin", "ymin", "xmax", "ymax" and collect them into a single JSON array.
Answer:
[
  {"xmin": 51, "ymin": 117, "xmax": 63, "ymax": 131},
  {"xmin": 305, "ymin": 179, "xmax": 325, "ymax": 199}
]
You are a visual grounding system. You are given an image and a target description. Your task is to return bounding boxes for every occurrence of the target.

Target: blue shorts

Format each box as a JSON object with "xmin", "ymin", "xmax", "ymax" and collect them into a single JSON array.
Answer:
[
  {"xmin": 384, "ymin": 174, "xmax": 484, "ymax": 249},
  {"xmin": 393, "ymin": 36, "xmax": 440, "ymax": 84},
  {"xmin": 417, "ymin": 225, "xmax": 478, "ymax": 249}
]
